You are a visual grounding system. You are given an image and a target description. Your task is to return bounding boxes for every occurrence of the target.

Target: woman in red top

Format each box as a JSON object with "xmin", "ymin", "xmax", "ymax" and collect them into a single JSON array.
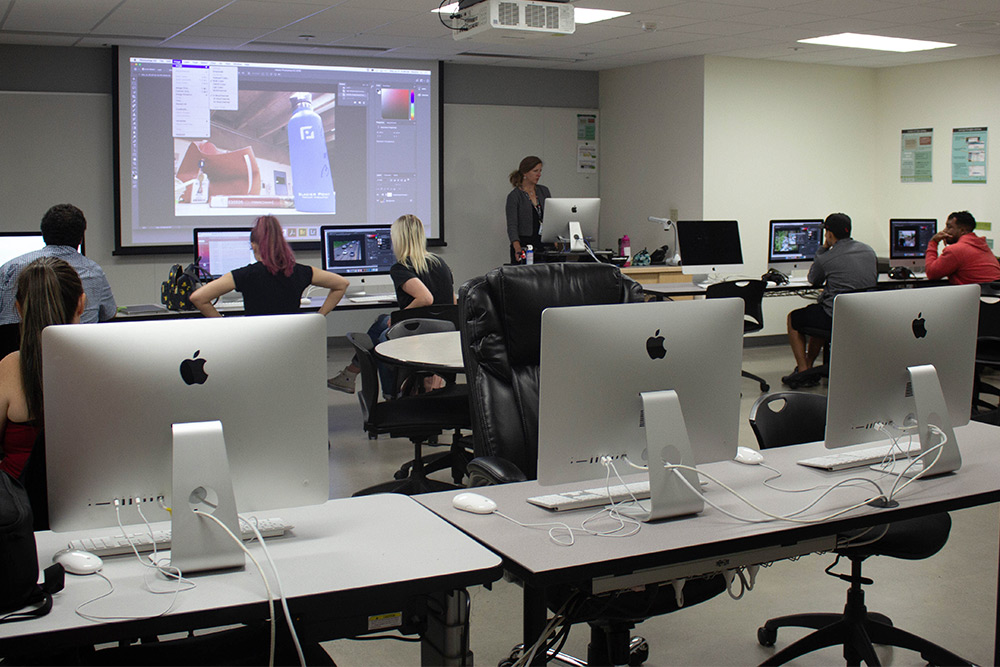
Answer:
[{"xmin": 0, "ymin": 257, "xmax": 85, "ymax": 479}]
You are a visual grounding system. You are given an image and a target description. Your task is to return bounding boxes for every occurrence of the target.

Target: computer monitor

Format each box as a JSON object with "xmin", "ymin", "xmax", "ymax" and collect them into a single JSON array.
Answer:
[
  {"xmin": 825, "ymin": 284, "xmax": 978, "ymax": 476},
  {"xmin": 540, "ymin": 198, "xmax": 600, "ymax": 252},
  {"xmin": 43, "ymin": 314, "xmax": 330, "ymax": 533},
  {"xmin": 192, "ymin": 227, "xmax": 255, "ymax": 280},
  {"xmin": 675, "ymin": 220, "xmax": 744, "ymax": 277},
  {"xmin": 767, "ymin": 219, "xmax": 823, "ymax": 273},
  {"xmin": 0, "ymin": 232, "xmax": 45, "ymax": 265},
  {"xmin": 320, "ymin": 225, "xmax": 395, "ymax": 276},
  {"xmin": 537, "ymin": 298, "xmax": 743, "ymax": 488},
  {"xmin": 889, "ymin": 219, "xmax": 937, "ymax": 270}
]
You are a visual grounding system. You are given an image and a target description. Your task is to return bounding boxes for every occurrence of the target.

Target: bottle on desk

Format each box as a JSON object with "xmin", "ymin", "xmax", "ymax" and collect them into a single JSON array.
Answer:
[{"xmin": 525, "ymin": 245, "xmax": 534, "ymax": 265}]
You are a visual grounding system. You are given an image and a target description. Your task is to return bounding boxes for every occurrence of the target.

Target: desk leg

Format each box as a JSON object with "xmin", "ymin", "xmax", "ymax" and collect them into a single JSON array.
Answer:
[
  {"xmin": 523, "ymin": 585, "xmax": 549, "ymax": 666},
  {"xmin": 421, "ymin": 589, "xmax": 472, "ymax": 667}
]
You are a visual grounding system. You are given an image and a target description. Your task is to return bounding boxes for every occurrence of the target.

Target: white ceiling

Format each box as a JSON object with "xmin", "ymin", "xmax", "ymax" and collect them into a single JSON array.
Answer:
[{"xmin": 2, "ymin": 0, "xmax": 1000, "ymax": 70}]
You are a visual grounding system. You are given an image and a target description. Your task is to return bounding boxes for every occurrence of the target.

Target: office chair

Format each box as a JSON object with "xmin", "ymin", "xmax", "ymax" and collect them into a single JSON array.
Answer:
[
  {"xmin": 705, "ymin": 279, "xmax": 769, "ymax": 392},
  {"xmin": 347, "ymin": 332, "xmax": 470, "ymax": 495},
  {"xmin": 973, "ymin": 288, "xmax": 1000, "ymax": 414},
  {"xmin": 389, "ymin": 303, "xmax": 460, "ymax": 329},
  {"xmin": 460, "ymin": 263, "xmax": 727, "ymax": 666},
  {"xmin": 748, "ymin": 392, "xmax": 970, "ymax": 666},
  {"xmin": 384, "ymin": 316, "xmax": 457, "ymax": 397}
]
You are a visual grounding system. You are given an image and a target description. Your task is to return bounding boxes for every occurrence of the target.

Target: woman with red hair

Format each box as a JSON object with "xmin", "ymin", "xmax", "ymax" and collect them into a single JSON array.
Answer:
[{"xmin": 191, "ymin": 215, "xmax": 348, "ymax": 317}]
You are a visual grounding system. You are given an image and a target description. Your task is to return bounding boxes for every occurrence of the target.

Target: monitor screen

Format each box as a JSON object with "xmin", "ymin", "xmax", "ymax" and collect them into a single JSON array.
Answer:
[
  {"xmin": 768, "ymin": 219, "xmax": 823, "ymax": 267},
  {"xmin": 825, "ymin": 284, "xmax": 977, "ymax": 454},
  {"xmin": 675, "ymin": 220, "xmax": 744, "ymax": 275},
  {"xmin": 320, "ymin": 225, "xmax": 395, "ymax": 276},
  {"xmin": 537, "ymin": 299, "xmax": 743, "ymax": 486},
  {"xmin": 115, "ymin": 47, "xmax": 441, "ymax": 252},
  {"xmin": 43, "ymin": 314, "xmax": 330, "ymax": 532},
  {"xmin": 889, "ymin": 219, "xmax": 937, "ymax": 266},
  {"xmin": 540, "ymin": 198, "xmax": 600, "ymax": 246},
  {"xmin": 0, "ymin": 232, "xmax": 45, "ymax": 265},
  {"xmin": 193, "ymin": 227, "xmax": 255, "ymax": 279}
]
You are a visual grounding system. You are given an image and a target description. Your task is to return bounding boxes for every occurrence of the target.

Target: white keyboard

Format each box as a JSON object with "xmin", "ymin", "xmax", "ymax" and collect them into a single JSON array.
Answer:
[
  {"xmin": 67, "ymin": 517, "xmax": 292, "ymax": 557},
  {"xmin": 215, "ymin": 298, "xmax": 244, "ymax": 310},
  {"xmin": 348, "ymin": 294, "xmax": 396, "ymax": 304},
  {"xmin": 797, "ymin": 442, "xmax": 920, "ymax": 471},
  {"xmin": 527, "ymin": 481, "xmax": 651, "ymax": 511}
]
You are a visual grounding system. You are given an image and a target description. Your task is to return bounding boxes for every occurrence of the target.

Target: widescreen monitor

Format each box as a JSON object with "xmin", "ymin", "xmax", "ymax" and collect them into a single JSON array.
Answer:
[
  {"xmin": 43, "ymin": 314, "xmax": 330, "ymax": 532},
  {"xmin": 824, "ymin": 285, "xmax": 978, "ymax": 474},
  {"xmin": 540, "ymin": 198, "xmax": 600, "ymax": 251},
  {"xmin": 675, "ymin": 220, "xmax": 744, "ymax": 277},
  {"xmin": 0, "ymin": 232, "xmax": 45, "ymax": 265},
  {"xmin": 193, "ymin": 227, "xmax": 255, "ymax": 279},
  {"xmin": 320, "ymin": 225, "xmax": 395, "ymax": 276},
  {"xmin": 767, "ymin": 219, "xmax": 823, "ymax": 272},
  {"xmin": 537, "ymin": 299, "xmax": 743, "ymax": 487},
  {"xmin": 889, "ymin": 219, "xmax": 937, "ymax": 269}
]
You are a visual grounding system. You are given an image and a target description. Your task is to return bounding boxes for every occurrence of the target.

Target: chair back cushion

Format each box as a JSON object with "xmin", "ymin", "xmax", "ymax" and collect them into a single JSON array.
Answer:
[
  {"xmin": 706, "ymin": 279, "xmax": 766, "ymax": 332},
  {"xmin": 459, "ymin": 263, "xmax": 643, "ymax": 477},
  {"xmin": 748, "ymin": 391, "xmax": 827, "ymax": 449}
]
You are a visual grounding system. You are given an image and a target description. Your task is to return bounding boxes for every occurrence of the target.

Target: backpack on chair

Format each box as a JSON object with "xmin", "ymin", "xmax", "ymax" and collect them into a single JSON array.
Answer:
[{"xmin": 161, "ymin": 263, "xmax": 207, "ymax": 311}]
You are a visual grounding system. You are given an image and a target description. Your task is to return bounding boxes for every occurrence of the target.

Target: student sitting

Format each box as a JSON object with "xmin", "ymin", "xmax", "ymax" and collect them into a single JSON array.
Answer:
[{"xmin": 925, "ymin": 211, "xmax": 1000, "ymax": 285}]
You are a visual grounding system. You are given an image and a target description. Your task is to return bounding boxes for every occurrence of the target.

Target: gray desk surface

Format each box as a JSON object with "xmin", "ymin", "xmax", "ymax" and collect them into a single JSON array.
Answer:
[
  {"xmin": 375, "ymin": 331, "xmax": 464, "ymax": 373},
  {"xmin": 641, "ymin": 275, "xmax": 950, "ymax": 299},
  {"xmin": 0, "ymin": 494, "xmax": 502, "ymax": 654}
]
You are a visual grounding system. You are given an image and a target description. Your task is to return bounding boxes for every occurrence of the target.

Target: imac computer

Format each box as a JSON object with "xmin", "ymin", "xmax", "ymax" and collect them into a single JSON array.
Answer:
[
  {"xmin": 824, "ymin": 284, "xmax": 978, "ymax": 477},
  {"xmin": 675, "ymin": 220, "xmax": 744, "ymax": 282},
  {"xmin": 43, "ymin": 314, "xmax": 330, "ymax": 568},
  {"xmin": 320, "ymin": 225, "xmax": 395, "ymax": 296},
  {"xmin": 0, "ymin": 232, "xmax": 46, "ymax": 265},
  {"xmin": 889, "ymin": 219, "xmax": 937, "ymax": 271},
  {"xmin": 767, "ymin": 219, "xmax": 823, "ymax": 275},
  {"xmin": 541, "ymin": 198, "xmax": 600, "ymax": 252},
  {"xmin": 193, "ymin": 227, "xmax": 255, "ymax": 280},
  {"xmin": 537, "ymin": 298, "xmax": 744, "ymax": 519}
]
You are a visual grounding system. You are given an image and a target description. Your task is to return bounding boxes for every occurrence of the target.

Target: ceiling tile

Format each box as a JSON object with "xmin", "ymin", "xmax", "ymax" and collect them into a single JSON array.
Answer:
[{"xmin": 4, "ymin": 0, "xmax": 121, "ymax": 32}]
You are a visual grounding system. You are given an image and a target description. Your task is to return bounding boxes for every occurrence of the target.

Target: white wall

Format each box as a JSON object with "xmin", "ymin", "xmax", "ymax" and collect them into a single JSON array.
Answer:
[
  {"xmin": 599, "ymin": 57, "xmax": 705, "ymax": 256},
  {"xmin": 874, "ymin": 55, "xmax": 1000, "ymax": 250}
]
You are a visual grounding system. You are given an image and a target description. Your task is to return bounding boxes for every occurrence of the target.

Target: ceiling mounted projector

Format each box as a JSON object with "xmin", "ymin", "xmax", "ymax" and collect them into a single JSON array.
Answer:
[{"xmin": 453, "ymin": 0, "xmax": 575, "ymax": 42}]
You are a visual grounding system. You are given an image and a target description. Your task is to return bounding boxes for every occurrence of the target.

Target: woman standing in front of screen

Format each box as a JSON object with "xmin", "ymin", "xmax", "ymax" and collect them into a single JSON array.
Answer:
[
  {"xmin": 0, "ymin": 257, "xmax": 85, "ymax": 480},
  {"xmin": 190, "ymin": 215, "xmax": 348, "ymax": 317},
  {"xmin": 328, "ymin": 214, "xmax": 455, "ymax": 394},
  {"xmin": 506, "ymin": 156, "xmax": 550, "ymax": 264}
]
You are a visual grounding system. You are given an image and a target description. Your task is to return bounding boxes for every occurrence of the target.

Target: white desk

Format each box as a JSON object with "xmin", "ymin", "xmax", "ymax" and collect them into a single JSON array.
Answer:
[
  {"xmin": 0, "ymin": 494, "xmax": 502, "ymax": 664},
  {"xmin": 418, "ymin": 421, "xmax": 1000, "ymax": 664},
  {"xmin": 375, "ymin": 331, "xmax": 464, "ymax": 373}
]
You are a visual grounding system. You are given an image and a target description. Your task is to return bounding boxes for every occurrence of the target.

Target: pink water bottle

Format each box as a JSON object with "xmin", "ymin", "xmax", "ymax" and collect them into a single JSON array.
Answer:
[{"xmin": 619, "ymin": 234, "xmax": 631, "ymax": 258}]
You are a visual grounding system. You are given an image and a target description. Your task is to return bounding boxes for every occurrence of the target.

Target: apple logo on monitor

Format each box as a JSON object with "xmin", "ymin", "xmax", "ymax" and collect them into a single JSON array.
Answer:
[
  {"xmin": 912, "ymin": 313, "xmax": 927, "ymax": 339},
  {"xmin": 180, "ymin": 350, "xmax": 209, "ymax": 385},
  {"xmin": 646, "ymin": 329, "xmax": 666, "ymax": 359}
]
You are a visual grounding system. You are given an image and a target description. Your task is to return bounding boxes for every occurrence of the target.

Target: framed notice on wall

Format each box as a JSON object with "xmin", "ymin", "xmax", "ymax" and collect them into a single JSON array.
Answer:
[
  {"xmin": 900, "ymin": 128, "xmax": 932, "ymax": 183},
  {"xmin": 952, "ymin": 127, "xmax": 987, "ymax": 184}
]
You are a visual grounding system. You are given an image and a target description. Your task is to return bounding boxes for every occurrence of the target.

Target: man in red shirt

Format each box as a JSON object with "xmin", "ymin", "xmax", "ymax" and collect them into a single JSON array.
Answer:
[{"xmin": 925, "ymin": 211, "xmax": 1000, "ymax": 285}]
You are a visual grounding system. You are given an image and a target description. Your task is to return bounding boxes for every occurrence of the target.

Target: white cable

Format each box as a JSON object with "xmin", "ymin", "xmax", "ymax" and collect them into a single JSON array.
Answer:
[
  {"xmin": 240, "ymin": 515, "xmax": 307, "ymax": 667},
  {"xmin": 196, "ymin": 510, "xmax": 277, "ymax": 667}
]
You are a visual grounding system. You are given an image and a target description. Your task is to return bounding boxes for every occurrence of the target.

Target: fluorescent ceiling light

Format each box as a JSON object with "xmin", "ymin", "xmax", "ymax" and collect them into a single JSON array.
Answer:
[
  {"xmin": 574, "ymin": 8, "xmax": 630, "ymax": 24},
  {"xmin": 432, "ymin": 3, "xmax": 630, "ymax": 24},
  {"xmin": 798, "ymin": 32, "xmax": 955, "ymax": 53}
]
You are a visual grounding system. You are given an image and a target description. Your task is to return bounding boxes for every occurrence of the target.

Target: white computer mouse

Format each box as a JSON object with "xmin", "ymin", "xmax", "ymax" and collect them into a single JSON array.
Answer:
[
  {"xmin": 734, "ymin": 446, "xmax": 764, "ymax": 465},
  {"xmin": 300, "ymin": 297, "xmax": 312, "ymax": 307},
  {"xmin": 452, "ymin": 492, "xmax": 497, "ymax": 514},
  {"xmin": 52, "ymin": 548, "xmax": 104, "ymax": 575}
]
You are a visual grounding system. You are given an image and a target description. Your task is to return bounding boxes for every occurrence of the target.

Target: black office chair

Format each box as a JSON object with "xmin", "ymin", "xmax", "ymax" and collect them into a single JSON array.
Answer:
[
  {"xmin": 384, "ymin": 316, "xmax": 457, "ymax": 398},
  {"xmin": 748, "ymin": 391, "xmax": 970, "ymax": 666},
  {"xmin": 347, "ymin": 332, "xmax": 470, "ymax": 495},
  {"xmin": 390, "ymin": 303, "xmax": 460, "ymax": 329},
  {"xmin": 460, "ymin": 263, "xmax": 726, "ymax": 666},
  {"xmin": 973, "ymin": 287, "xmax": 1000, "ymax": 414},
  {"xmin": 705, "ymin": 279, "xmax": 769, "ymax": 392}
]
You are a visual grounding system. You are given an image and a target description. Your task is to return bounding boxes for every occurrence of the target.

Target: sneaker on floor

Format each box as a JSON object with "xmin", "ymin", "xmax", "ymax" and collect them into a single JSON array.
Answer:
[
  {"xmin": 780, "ymin": 368, "xmax": 802, "ymax": 385},
  {"xmin": 328, "ymin": 369, "xmax": 358, "ymax": 393}
]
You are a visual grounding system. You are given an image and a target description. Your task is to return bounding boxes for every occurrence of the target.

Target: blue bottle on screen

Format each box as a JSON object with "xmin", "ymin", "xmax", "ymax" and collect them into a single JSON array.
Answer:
[{"xmin": 287, "ymin": 92, "xmax": 336, "ymax": 213}]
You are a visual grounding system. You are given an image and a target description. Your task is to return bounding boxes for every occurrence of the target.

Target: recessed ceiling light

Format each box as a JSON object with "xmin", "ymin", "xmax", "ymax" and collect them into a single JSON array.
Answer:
[
  {"xmin": 431, "ymin": 3, "xmax": 630, "ymax": 24},
  {"xmin": 574, "ymin": 8, "xmax": 630, "ymax": 24},
  {"xmin": 797, "ymin": 32, "xmax": 955, "ymax": 52}
]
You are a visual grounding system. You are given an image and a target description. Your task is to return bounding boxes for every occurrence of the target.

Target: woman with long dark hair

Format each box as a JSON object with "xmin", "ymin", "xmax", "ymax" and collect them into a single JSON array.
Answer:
[
  {"xmin": 0, "ymin": 256, "xmax": 85, "ymax": 479},
  {"xmin": 191, "ymin": 215, "xmax": 348, "ymax": 317}
]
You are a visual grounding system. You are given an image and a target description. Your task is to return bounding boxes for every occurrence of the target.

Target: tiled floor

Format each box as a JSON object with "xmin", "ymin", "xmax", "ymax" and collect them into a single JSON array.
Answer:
[{"xmin": 320, "ymin": 342, "xmax": 999, "ymax": 666}]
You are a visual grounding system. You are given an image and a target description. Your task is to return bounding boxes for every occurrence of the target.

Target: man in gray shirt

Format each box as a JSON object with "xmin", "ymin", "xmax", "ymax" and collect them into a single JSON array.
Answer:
[
  {"xmin": 0, "ymin": 204, "xmax": 116, "ymax": 354},
  {"xmin": 783, "ymin": 212, "xmax": 876, "ymax": 387}
]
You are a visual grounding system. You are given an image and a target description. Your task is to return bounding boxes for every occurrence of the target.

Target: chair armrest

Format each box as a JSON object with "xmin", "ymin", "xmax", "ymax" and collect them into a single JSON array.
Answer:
[{"xmin": 466, "ymin": 456, "xmax": 528, "ymax": 486}]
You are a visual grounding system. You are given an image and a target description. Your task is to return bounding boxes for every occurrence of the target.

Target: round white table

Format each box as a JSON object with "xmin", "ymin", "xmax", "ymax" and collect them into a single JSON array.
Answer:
[{"xmin": 374, "ymin": 330, "xmax": 464, "ymax": 373}]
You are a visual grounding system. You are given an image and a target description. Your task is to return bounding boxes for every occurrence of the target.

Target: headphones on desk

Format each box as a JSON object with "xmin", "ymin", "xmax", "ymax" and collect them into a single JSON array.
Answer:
[
  {"xmin": 887, "ymin": 266, "xmax": 914, "ymax": 280},
  {"xmin": 761, "ymin": 269, "xmax": 789, "ymax": 286}
]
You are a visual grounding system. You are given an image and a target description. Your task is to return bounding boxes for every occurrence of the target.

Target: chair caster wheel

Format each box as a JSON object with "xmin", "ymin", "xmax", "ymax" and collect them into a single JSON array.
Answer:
[
  {"xmin": 628, "ymin": 639, "xmax": 649, "ymax": 665},
  {"xmin": 757, "ymin": 626, "xmax": 777, "ymax": 647},
  {"xmin": 760, "ymin": 382, "xmax": 770, "ymax": 392}
]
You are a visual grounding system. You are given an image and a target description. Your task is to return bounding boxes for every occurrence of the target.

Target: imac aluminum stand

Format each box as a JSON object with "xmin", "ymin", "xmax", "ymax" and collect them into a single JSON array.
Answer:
[
  {"xmin": 906, "ymin": 364, "xmax": 961, "ymax": 477},
  {"xmin": 171, "ymin": 420, "xmax": 245, "ymax": 573},
  {"xmin": 567, "ymin": 221, "xmax": 587, "ymax": 252}
]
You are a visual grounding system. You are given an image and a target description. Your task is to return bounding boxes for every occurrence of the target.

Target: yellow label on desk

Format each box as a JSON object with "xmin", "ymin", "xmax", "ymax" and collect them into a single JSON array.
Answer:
[{"xmin": 368, "ymin": 611, "xmax": 403, "ymax": 631}]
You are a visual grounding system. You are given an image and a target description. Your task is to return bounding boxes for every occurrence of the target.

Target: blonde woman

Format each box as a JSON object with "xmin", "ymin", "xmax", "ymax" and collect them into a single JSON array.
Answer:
[{"xmin": 329, "ymin": 214, "xmax": 455, "ymax": 394}]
